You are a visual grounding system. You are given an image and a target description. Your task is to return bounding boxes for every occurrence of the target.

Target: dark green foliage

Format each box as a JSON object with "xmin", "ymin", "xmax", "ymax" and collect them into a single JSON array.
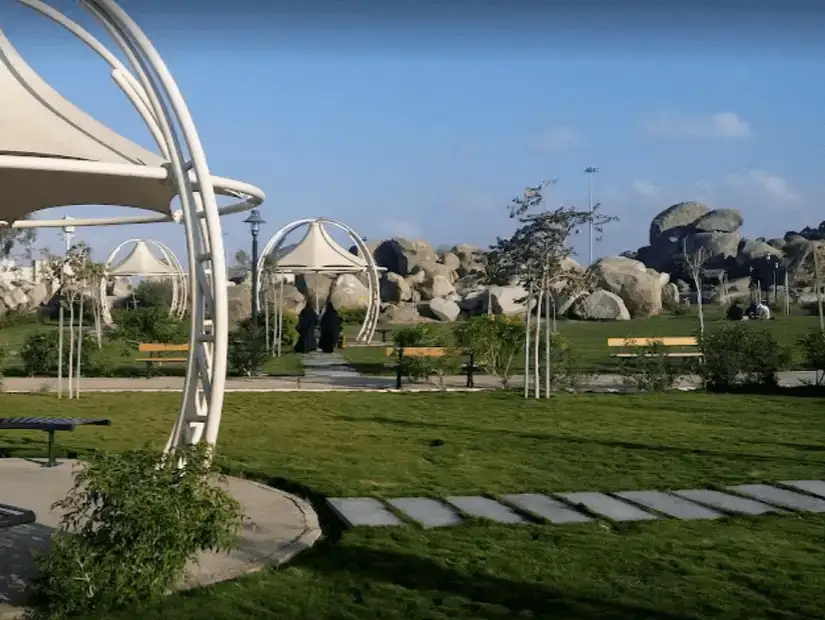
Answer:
[
  {"xmin": 619, "ymin": 341, "xmax": 684, "ymax": 392},
  {"xmin": 130, "ymin": 280, "xmax": 174, "ymax": 309},
  {"xmin": 24, "ymin": 443, "xmax": 243, "ymax": 620},
  {"xmin": 20, "ymin": 331, "xmax": 94, "ymax": 377},
  {"xmin": 336, "ymin": 307, "xmax": 367, "ymax": 325},
  {"xmin": 698, "ymin": 323, "xmax": 790, "ymax": 391},
  {"xmin": 454, "ymin": 316, "xmax": 525, "ymax": 387},
  {"xmin": 228, "ymin": 319, "xmax": 268, "ymax": 376},
  {"xmin": 110, "ymin": 308, "xmax": 188, "ymax": 344},
  {"xmin": 797, "ymin": 328, "xmax": 825, "ymax": 385}
]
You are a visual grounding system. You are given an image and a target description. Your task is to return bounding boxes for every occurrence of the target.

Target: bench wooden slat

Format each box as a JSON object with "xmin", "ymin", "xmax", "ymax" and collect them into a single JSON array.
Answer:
[
  {"xmin": 385, "ymin": 347, "xmax": 448, "ymax": 358},
  {"xmin": 135, "ymin": 358, "xmax": 188, "ymax": 363},
  {"xmin": 138, "ymin": 343, "xmax": 189, "ymax": 353},
  {"xmin": 0, "ymin": 417, "xmax": 111, "ymax": 431},
  {"xmin": 607, "ymin": 337, "xmax": 698, "ymax": 347},
  {"xmin": 610, "ymin": 352, "xmax": 703, "ymax": 358}
]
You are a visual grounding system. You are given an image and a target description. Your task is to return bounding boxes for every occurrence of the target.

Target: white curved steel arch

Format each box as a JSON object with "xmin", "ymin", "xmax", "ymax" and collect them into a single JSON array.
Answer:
[
  {"xmin": 255, "ymin": 218, "xmax": 381, "ymax": 344},
  {"xmin": 99, "ymin": 238, "xmax": 187, "ymax": 326},
  {"xmin": 10, "ymin": 0, "xmax": 258, "ymax": 453}
]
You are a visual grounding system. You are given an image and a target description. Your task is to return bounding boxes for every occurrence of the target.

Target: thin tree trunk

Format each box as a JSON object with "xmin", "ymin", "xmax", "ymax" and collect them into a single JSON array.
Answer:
[
  {"xmin": 815, "ymin": 249, "xmax": 824, "ymax": 332},
  {"xmin": 533, "ymin": 288, "xmax": 543, "ymax": 399},
  {"xmin": 68, "ymin": 297, "xmax": 75, "ymax": 400},
  {"xmin": 57, "ymin": 298, "xmax": 64, "ymax": 400},
  {"xmin": 76, "ymin": 296, "xmax": 84, "ymax": 399},
  {"xmin": 523, "ymin": 287, "xmax": 533, "ymax": 399},
  {"xmin": 544, "ymin": 278, "xmax": 551, "ymax": 398},
  {"xmin": 694, "ymin": 274, "xmax": 704, "ymax": 335}
]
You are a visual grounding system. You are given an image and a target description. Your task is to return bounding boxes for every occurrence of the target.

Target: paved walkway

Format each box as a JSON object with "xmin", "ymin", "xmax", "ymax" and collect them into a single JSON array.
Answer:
[
  {"xmin": 0, "ymin": 459, "xmax": 322, "ymax": 619},
  {"xmin": 0, "ymin": 371, "xmax": 818, "ymax": 393},
  {"xmin": 327, "ymin": 480, "xmax": 825, "ymax": 529},
  {"xmin": 300, "ymin": 351, "xmax": 361, "ymax": 380}
]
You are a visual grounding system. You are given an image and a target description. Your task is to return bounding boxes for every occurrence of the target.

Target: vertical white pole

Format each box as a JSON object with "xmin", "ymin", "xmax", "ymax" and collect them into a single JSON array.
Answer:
[
  {"xmin": 67, "ymin": 294, "xmax": 75, "ymax": 400},
  {"xmin": 76, "ymin": 295, "xmax": 84, "ymax": 399}
]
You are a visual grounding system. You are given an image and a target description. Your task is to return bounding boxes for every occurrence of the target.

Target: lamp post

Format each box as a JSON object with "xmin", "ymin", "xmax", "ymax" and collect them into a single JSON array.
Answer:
[
  {"xmin": 61, "ymin": 215, "xmax": 75, "ymax": 253},
  {"xmin": 585, "ymin": 167, "xmax": 599, "ymax": 266},
  {"xmin": 243, "ymin": 209, "xmax": 266, "ymax": 328}
]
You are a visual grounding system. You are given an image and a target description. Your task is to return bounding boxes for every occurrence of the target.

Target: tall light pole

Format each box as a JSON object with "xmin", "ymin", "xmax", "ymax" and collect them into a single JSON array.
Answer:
[
  {"xmin": 585, "ymin": 167, "xmax": 598, "ymax": 266},
  {"xmin": 243, "ymin": 209, "xmax": 266, "ymax": 329},
  {"xmin": 61, "ymin": 215, "xmax": 75, "ymax": 253}
]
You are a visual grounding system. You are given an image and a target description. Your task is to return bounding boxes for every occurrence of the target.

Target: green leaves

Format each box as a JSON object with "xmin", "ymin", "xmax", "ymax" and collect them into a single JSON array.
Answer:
[{"xmin": 25, "ymin": 443, "xmax": 243, "ymax": 619}]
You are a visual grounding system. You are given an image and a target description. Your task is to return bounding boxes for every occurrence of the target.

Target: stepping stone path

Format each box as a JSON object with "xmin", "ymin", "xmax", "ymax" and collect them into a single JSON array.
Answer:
[
  {"xmin": 326, "ymin": 480, "xmax": 825, "ymax": 529},
  {"xmin": 301, "ymin": 351, "xmax": 361, "ymax": 379}
]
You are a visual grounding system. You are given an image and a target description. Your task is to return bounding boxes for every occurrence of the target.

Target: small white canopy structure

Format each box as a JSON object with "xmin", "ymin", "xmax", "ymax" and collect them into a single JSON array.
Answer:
[
  {"xmin": 0, "ymin": 0, "xmax": 265, "ymax": 453},
  {"xmin": 100, "ymin": 239, "xmax": 188, "ymax": 325},
  {"xmin": 256, "ymin": 218, "xmax": 384, "ymax": 350}
]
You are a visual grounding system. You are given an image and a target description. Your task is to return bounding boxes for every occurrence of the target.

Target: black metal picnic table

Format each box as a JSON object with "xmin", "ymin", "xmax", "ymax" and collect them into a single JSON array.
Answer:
[
  {"xmin": 0, "ymin": 502, "xmax": 35, "ymax": 530},
  {"xmin": 0, "ymin": 417, "xmax": 111, "ymax": 467}
]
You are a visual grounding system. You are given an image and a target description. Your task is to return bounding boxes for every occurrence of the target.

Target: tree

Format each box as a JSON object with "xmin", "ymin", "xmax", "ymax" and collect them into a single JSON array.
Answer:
[
  {"xmin": 0, "ymin": 224, "xmax": 36, "ymax": 259},
  {"xmin": 679, "ymin": 238, "xmax": 707, "ymax": 335},
  {"xmin": 490, "ymin": 180, "xmax": 616, "ymax": 399},
  {"xmin": 234, "ymin": 249, "xmax": 251, "ymax": 269}
]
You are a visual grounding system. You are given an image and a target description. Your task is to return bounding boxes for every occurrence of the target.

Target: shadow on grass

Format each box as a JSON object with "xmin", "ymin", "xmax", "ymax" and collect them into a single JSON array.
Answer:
[
  {"xmin": 290, "ymin": 543, "xmax": 696, "ymax": 620},
  {"xmin": 331, "ymin": 415, "xmax": 825, "ymax": 465}
]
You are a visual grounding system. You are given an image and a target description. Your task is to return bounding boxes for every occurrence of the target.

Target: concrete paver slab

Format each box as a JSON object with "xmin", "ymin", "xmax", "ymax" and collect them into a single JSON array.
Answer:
[
  {"xmin": 780, "ymin": 480, "xmax": 825, "ymax": 500},
  {"xmin": 556, "ymin": 492, "xmax": 658, "ymax": 522},
  {"xmin": 387, "ymin": 498, "xmax": 463, "ymax": 528},
  {"xmin": 500, "ymin": 493, "xmax": 592, "ymax": 524},
  {"xmin": 727, "ymin": 484, "xmax": 825, "ymax": 513},
  {"xmin": 326, "ymin": 498, "xmax": 402, "ymax": 527},
  {"xmin": 444, "ymin": 496, "xmax": 527, "ymax": 524},
  {"xmin": 614, "ymin": 490, "xmax": 722, "ymax": 520},
  {"xmin": 672, "ymin": 489, "xmax": 781, "ymax": 516}
]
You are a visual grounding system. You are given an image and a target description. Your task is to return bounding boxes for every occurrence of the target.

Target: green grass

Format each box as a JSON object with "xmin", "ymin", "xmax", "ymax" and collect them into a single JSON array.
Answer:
[
  {"xmin": 2, "ymin": 391, "xmax": 825, "ymax": 619},
  {"xmin": 344, "ymin": 310, "xmax": 823, "ymax": 375}
]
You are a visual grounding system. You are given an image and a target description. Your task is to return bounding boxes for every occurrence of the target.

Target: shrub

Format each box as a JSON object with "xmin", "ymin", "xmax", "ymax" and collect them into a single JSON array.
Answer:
[
  {"xmin": 698, "ymin": 323, "xmax": 789, "ymax": 391},
  {"xmin": 228, "ymin": 318, "xmax": 268, "ymax": 376},
  {"xmin": 0, "ymin": 341, "xmax": 7, "ymax": 390},
  {"xmin": 538, "ymin": 332, "xmax": 583, "ymax": 392},
  {"xmin": 110, "ymin": 307, "xmax": 188, "ymax": 344},
  {"xmin": 20, "ymin": 330, "xmax": 94, "ymax": 377},
  {"xmin": 798, "ymin": 328, "xmax": 825, "ymax": 386},
  {"xmin": 454, "ymin": 315, "xmax": 525, "ymax": 388},
  {"xmin": 131, "ymin": 279, "xmax": 174, "ymax": 309},
  {"xmin": 25, "ymin": 443, "xmax": 243, "ymax": 620},
  {"xmin": 393, "ymin": 325, "xmax": 456, "ymax": 385},
  {"xmin": 337, "ymin": 307, "xmax": 367, "ymax": 325},
  {"xmin": 619, "ymin": 341, "xmax": 683, "ymax": 392}
]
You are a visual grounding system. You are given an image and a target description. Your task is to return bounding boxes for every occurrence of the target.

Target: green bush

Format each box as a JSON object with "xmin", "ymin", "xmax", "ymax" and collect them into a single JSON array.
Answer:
[
  {"xmin": 538, "ymin": 332, "xmax": 583, "ymax": 392},
  {"xmin": 392, "ymin": 325, "xmax": 456, "ymax": 385},
  {"xmin": 25, "ymin": 443, "xmax": 243, "ymax": 620},
  {"xmin": 228, "ymin": 319, "xmax": 268, "ymax": 376},
  {"xmin": 619, "ymin": 341, "xmax": 683, "ymax": 392},
  {"xmin": 797, "ymin": 328, "xmax": 825, "ymax": 386},
  {"xmin": 111, "ymin": 307, "xmax": 188, "ymax": 344},
  {"xmin": 337, "ymin": 307, "xmax": 367, "ymax": 325},
  {"xmin": 0, "ymin": 341, "xmax": 8, "ymax": 389},
  {"xmin": 454, "ymin": 316, "xmax": 525, "ymax": 388},
  {"xmin": 20, "ymin": 330, "xmax": 94, "ymax": 377},
  {"xmin": 698, "ymin": 323, "xmax": 790, "ymax": 391},
  {"xmin": 131, "ymin": 279, "xmax": 174, "ymax": 309}
]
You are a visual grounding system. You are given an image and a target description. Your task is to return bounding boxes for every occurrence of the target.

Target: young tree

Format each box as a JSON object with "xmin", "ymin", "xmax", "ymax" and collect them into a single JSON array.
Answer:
[
  {"xmin": 0, "ymin": 223, "xmax": 36, "ymax": 259},
  {"xmin": 679, "ymin": 238, "xmax": 707, "ymax": 335},
  {"xmin": 490, "ymin": 180, "xmax": 616, "ymax": 399}
]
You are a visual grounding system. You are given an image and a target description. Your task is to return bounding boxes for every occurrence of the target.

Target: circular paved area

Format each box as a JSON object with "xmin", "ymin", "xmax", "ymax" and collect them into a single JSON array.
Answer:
[{"xmin": 0, "ymin": 458, "xmax": 322, "ymax": 619}]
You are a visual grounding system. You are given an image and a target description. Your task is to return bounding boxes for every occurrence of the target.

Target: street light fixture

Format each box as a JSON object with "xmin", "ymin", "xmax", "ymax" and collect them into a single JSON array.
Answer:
[
  {"xmin": 585, "ymin": 167, "xmax": 599, "ymax": 266},
  {"xmin": 243, "ymin": 209, "xmax": 266, "ymax": 329}
]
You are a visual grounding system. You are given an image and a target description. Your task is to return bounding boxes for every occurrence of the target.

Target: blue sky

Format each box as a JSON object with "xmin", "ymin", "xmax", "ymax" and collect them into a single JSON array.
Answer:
[{"xmin": 3, "ymin": 1, "xmax": 824, "ymax": 266}]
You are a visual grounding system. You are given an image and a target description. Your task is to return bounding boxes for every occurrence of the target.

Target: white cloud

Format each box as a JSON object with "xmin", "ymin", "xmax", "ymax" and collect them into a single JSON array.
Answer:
[
  {"xmin": 531, "ymin": 125, "xmax": 585, "ymax": 152},
  {"xmin": 725, "ymin": 169, "xmax": 800, "ymax": 204},
  {"xmin": 640, "ymin": 111, "xmax": 752, "ymax": 139},
  {"xmin": 631, "ymin": 179, "xmax": 659, "ymax": 199}
]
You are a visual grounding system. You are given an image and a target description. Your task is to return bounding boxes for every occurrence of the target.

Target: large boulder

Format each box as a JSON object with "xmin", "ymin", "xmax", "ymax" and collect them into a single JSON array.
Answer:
[
  {"xmin": 227, "ymin": 282, "xmax": 252, "ymax": 327},
  {"xmin": 590, "ymin": 256, "xmax": 663, "ymax": 318},
  {"xmin": 417, "ymin": 274, "xmax": 455, "ymax": 300},
  {"xmin": 373, "ymin": 238, "xmax": 438, "ymax": 277},
  {"xmin": 379, "ymin": 272, "xmax": 412, "ymax": 303},
  {"xmin": 484, "ymin": 285, "xmax": 533, "ymax": 316},
  {"xmin": 440, "ymin": 252, "xmax": 461, "ymax": 272},
  {"xmin": 380, "ymin": 302, "xmax": 421, "ymax": 324},
  {"xmin": 684, "ymin": 231, "xmax": 741, "ymax": 260},
  {"xmin": 428, "ymin": 297, "xmax": 461, "ymax": 322},
  {"xmin": 572, "ymin": 290, "xmax": 631, "ymax": 321},
  {"xmin": 649, "ymin": 201, "xmax": 711, "ymax": 245},
  {"xmin": 411, "ymin": 259, "xmax": 456, "ymax": 283},
  {"xmin": 330, "ymin": 273, "xmax": 371, "ymax": 310},
  {"xmin": 691, "ymin": 208, "xmax": 743, "ymax": 233}
]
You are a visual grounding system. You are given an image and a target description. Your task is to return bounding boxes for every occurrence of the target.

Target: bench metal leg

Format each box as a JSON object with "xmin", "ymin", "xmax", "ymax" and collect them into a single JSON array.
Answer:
[
  {"xmin": 46, "ymin": 430, "xmax": 56, "ymax": 467},
  {"xmin": 466, "ymin": 353, "xmax": 475, "ymax": 388}
]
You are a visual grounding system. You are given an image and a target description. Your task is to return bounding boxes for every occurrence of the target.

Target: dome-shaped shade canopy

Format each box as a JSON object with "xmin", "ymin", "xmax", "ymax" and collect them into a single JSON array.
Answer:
[
  {"xmin": 272, "ymin": 220, "xmax": 369, "ymax": 273},
  {"xmin": 109, "ymin": 240, "xmax": 175, "ymax": 276},
  {"xmin": 0, "ymin": 30, "xmax": 174, "ymax": 222}
]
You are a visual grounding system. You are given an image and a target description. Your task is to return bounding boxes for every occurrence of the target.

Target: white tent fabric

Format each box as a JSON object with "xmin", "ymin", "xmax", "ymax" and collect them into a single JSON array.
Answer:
[
  {"xmin": 109, "ymin": 240, "xmax": 174, "ymax": 276},
  {"xmin": 273, "ymin": 220, "xmax": 369, "ymax": 273},
  {"xmin": 0, "ymin": 30, "xmax": 174, "ymax": 222}
]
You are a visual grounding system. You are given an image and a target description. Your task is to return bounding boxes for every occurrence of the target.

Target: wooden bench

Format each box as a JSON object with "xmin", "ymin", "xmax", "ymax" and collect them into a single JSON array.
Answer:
[
  {"xmin": 136, "ymin": 343, "xmax": 189, "ymax": 377},
  {"xmin": 385, "ymin": 346, "xmax": 481, "ymax": 389},
  {"xmin": 607, "ymin": 337, "xmax": 702, "ymax": 358},
  {"xmin": 0, "ymin": 417, "xmax": 111, "ymax": 467},
  {"xmin": 0, "ymin": 503, "xmax": 35, "ymax": 530}
]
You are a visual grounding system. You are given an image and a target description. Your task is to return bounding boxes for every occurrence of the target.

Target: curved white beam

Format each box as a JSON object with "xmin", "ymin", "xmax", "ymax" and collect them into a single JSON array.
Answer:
[{"xmin": 255, "ymin": 218, "xmax": 381, "ymax": 344}]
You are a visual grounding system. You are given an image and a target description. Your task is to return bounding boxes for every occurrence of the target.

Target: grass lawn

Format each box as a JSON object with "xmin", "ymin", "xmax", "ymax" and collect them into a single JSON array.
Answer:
[
  {"xmin": 344, "ymin": 309, "xmax": 822, "ymax": 375},
  {"xmin": 2, "ymin": 391, "xmax": 825, "ymax": 619}
]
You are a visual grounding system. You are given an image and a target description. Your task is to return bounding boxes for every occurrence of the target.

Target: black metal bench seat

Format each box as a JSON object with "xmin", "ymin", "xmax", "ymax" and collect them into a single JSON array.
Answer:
[
  {"xmin": 0, "ymin": 417, "xmax": 111, "ymax": 467},
  {"xmin": 0, "ymin": 502, "xmax": 36, "ymax": 530}
]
